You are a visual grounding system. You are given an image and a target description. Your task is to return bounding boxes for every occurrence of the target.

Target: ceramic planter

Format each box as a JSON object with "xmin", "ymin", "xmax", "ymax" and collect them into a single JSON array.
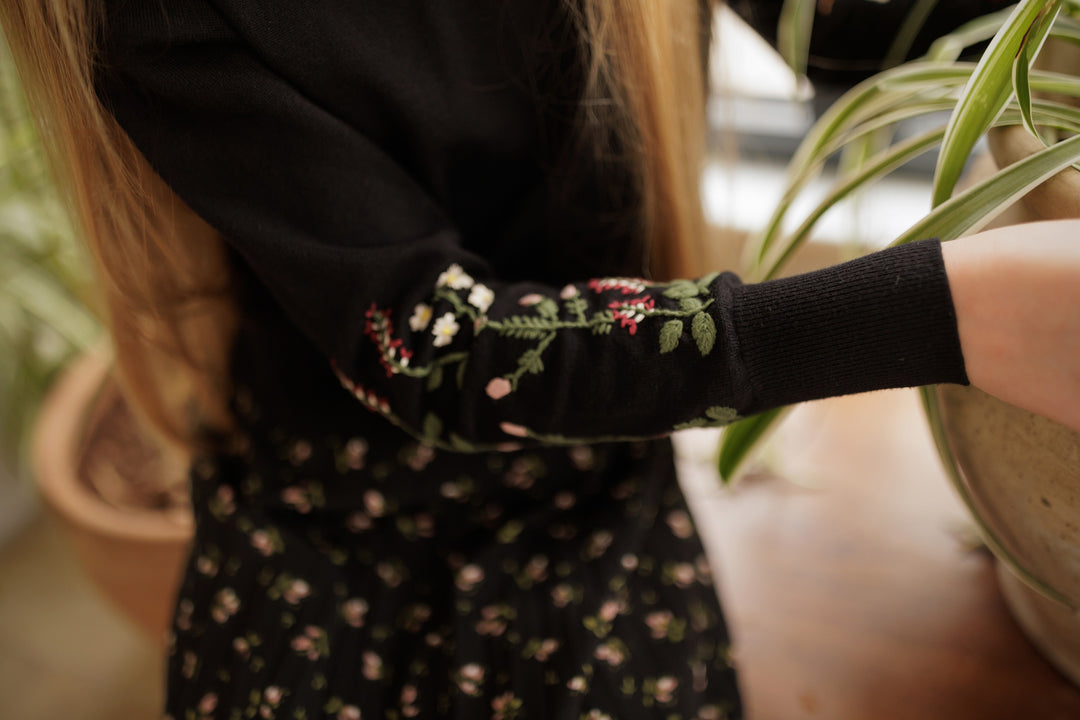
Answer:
[
  {"xmin": 931, "ymin": 123, "xmax": 1080, "ymax": 685},
  {"xmin": 31, "ymin": 348, "xmax": 192, "ymax": 643}
]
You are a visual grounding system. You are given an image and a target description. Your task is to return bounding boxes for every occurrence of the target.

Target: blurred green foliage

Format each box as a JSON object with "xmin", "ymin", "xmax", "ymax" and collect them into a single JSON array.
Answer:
[{"xmin": 0, "ymin": 34, "xmax": 101, "ymax": 471}]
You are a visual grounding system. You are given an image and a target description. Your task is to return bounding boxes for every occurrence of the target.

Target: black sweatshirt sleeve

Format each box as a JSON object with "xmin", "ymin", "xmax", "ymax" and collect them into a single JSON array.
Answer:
[{"xmin": 96, "ymin": 0, "xmax": 967, "ymax": 451}]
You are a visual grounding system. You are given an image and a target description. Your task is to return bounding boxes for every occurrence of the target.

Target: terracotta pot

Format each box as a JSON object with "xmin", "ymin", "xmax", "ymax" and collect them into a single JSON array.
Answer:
[
  {"xmin": 32, "ymin": 349, "xmax": 193, "ymax": 643},
  {"xmin": 933, "ymin": 123, "xmax": 1080, "ymax": 685}
]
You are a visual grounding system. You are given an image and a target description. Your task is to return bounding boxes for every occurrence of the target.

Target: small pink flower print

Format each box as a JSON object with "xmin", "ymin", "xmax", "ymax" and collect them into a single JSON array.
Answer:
[
  {"xmin": 699, "ymin": 705, "xmax": 723, "ymax": 720},
  {"xmin": 401, "ymin": 685, "xmax": 418, "ymax": 704},
  {"xmin": 460, "ymin": 663, "xmax": 485, "ymax": 682},
  {"xmin": 560, "ymin": 284, "xmax": 579, "ymax": 299},
  {"xmin": 586, "ymin": 530, "xmax": 614, "ymax": 559},
  {"xmin": 485, "ymin": 377, "xmax": 512, "ymax": 400},
  {"xmin": 655, "ymin": 676, "xmax": 679, "ymax": 704},
  {"xmin": 696, "ymin": 555, "xmax": 714, "ymax": 585},
  {"xmin": 197, "ymin": 693, "xmax": 218, "ymax": 714},
  {"xmin": 362, "ymin": 651, "xmax": 383, "ymax": 680},
  {"xmin": 344, "ymin": 437, "xmax": 368, "ymax": 470},
  {"xmin": 214, "ymin": 485, "xmax": 236, "ymax": 516},
  {"xmin": 346, "ymin": 511, "xmax": 373, "ymax": 532},
  {"xmin": 594, "ymin": 641, "xmax": 625, "ymax": 667},
  {"xmin": 338, "ymin": 706, "xmax": 361, "ymax": 720},
  {"xmin": 666, "ymin": 510, "xmax": 694, "ymax": 539},
  {"xmin": 525, "ymin": 555, "xmax": 548, "ymax": 582},
  {"xmin": 491, "ymin": 691, "xmax": 521, "ymax": 720},
  {"xmin": 407, "ymin": 444, "xmax": 436, "ymax": 471},
  {"xmin": 176, "ymin": 598, "xmax": 193, "ymax": 630},
  {"xmin": 568, "ymin": 445, "xmax": 594, "ymax": 470},
  {"xmin": 196, "ymin": 555, "xmax": 218, "ymax": 577},
  {"xmin": 281, "ymin": 486, "xmax": 311, "ymax": 513},
  {"xmin": 673, "ymin": 562, "xmax": 696, "ymax": 588},
  {"xmin": 288, "ymin": 439, "xmax": 312, "ymax": 465},
  {"xmin": 567, "ymin": 676, "xmax": 587, "ymax": 692},
  {"xmin": 499, "ymin": 422, "xmax": 528, "ymax": 438},
  {"xmin": 211, "ymin": 588, "xmax": 240, "ymax": 623},
  {"xmin": 250, "ymin": 529, "xmax": 275, "ymax": 556},
  {"xmin": 518, "ymin": 293, "xmax": 544, "ymax": 306},
  {"xmin": 425, "ymin": 632, "xmax": 444, "ymax": 648},
  {"xmin": 283, "ymin": 579, "xmax": 311, "ymax": 605},
  {"xmin": 599, "ymin": 600, "xmax": 622, "ymax": 622},
  {"xmin": 553, "ymin": 491, "xmax": 576, "ymax": 510},
  {"xmin": 456, "ymin": 564, "xmax": 484, "ymax": 592},
  {"xmin": 291, "ymin": 635, "xmax": 312, "ymax": 653},
  {"xmin": 233, "ymin": 637, "xmax": 250, "ymax": 658},
  {"xmin": 584, "ymin": 711, "xmax": 612, "ymax": 720},
  {"xmin": 535, "ymin": 638, "xmax": 560, "ymax": 662},
  {"xmin": 551, "ymin": 583, "xmax": 574, "ymax": 608},
  {"xmin": 377, "ymin": 562, "xmax": 404, "ymax": 588},
  {"xmin": 263, "ymin": 686, "xmax": 283, "ymax": 705},
  {"xmin": 363, "ymin": 490, "xmax": 386, "ymax": 517},
  {"xmin": 496, "ymin": 442, "xmax": 523, "ymax": 452},
  {"xmin": 620, "ymin": 553, "xmax": 639, "ymax": 571},
  {"xmin": 342, "ymin": 598, "xmax": 369, "ymax": 628},
  {"xmin": 646, "ymin": 611, "xmax": 673, "ymax": 639}
]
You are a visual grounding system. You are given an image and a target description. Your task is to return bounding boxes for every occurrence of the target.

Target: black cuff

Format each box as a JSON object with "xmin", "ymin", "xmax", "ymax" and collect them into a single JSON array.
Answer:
[{"xmin": 731, "ymin": 239, "xmax": 969, "ymax": 413}]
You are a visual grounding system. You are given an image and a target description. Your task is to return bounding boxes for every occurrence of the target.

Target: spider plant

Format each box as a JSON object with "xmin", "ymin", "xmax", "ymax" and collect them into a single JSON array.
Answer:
[
  {"xmin": 719, "ymin": 0, "xmax": 1080, "ymax": 483},
  {"xmin": 0, "ymin": 33, "xmax": 100, "ymax": 477}
]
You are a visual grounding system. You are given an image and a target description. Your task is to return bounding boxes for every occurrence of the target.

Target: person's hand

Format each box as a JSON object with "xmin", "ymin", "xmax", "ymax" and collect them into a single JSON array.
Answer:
[{"xmin": 942, "ymin": 219, "xmax": 1080, "ymax": 433}]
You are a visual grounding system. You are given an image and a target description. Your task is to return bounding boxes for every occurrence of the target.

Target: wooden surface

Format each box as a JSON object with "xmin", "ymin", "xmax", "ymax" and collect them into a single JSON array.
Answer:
[{"xmin": 677, "ymin": 389, "xmax": 1080, "ymax": 720}]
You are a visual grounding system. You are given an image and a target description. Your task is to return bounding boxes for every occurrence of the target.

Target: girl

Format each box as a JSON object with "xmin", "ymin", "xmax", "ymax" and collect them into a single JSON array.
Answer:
[{"xmin": 5, "ymin": 1, "xmax": 1080, "ymax": 718}]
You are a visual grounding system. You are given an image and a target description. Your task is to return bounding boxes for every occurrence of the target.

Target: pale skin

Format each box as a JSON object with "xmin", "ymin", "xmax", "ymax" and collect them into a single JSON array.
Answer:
[{"xmin": 943, "ymin": 218, "xmax": 1080, "ymax": 434}]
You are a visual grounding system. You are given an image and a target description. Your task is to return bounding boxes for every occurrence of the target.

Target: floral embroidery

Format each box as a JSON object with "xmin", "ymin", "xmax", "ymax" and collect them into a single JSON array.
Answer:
[
  {"xmin": 437, "ymin": 263, "xmax": 474, "ymax": 290},
  {"xmin": 409, "ymin": 303, "xmax": 433, "ymax": 331},
  {"xmin": 468, "ymin": 283, "xmax": 494, "ymax": 313},
  {"xmin": 431, "ymin": 312, "xmax": 460, "ymax": 347}
]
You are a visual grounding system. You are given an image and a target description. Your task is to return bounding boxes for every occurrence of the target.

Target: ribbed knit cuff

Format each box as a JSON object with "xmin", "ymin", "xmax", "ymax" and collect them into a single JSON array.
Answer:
[{"xmin": 731, "ymin": 239, "xmax": 969, "ymax": 413}]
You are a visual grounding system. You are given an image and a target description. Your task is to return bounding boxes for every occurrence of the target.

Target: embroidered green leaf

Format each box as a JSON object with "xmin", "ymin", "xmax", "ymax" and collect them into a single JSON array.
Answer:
[
  {"xmin": 535, "ymin": 298, "xmax": 560, "ymax": 320},
  {"xmin": 691, "ymin": 312, "xmax": 717, "ymax": 356},
  {"xmin": 449, "ymin": 433, "xmax": 477, "ymax": 452},
  {"xmin": 695, "ymin": 271, "xmax": 720, "ymax": 292},
  {"xmin": 659, "ymin": 320, "xmax": 683, "ymax": 354},
  {"xmin": 422, "ymin": 413, "xmax": 443, "ymax": 441},
  {"xmin": 518, "ymin": 349, "xmax": 545, "ymax": 374},
  {"xmin": 426, "ymin": 366, "xmax": 443, "ymax": 392},
  {"xmin": 678, "ymin": 297, "xmax": 704, "ymax": 313},
  {"xmin": 662, "ymin": 280, "xmax": 699, "ymax": 299},
  {"xmin": 705, "ymin": 406, "xmax": 739, "ymax": 424},
  {"xmin": 565, "ymin": 295, "xmax": 588, "ymax": 319}
]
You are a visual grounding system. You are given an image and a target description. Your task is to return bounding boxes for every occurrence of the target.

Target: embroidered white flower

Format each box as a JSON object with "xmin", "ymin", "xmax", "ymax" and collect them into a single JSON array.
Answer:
[
  {"xmin": 431, "ymin": 313, "xmax": 460, "ymax": 347},
  {"xmin": 437, "ymin": 263, "xmax": 474, "ymax": 290},
  {"xmin": 409, "ymin": 303, "xmax": 433, "ymax": 331},
  {"xmin": 468, "ymin": 283, "xmax": 494, "ymax": 313}
]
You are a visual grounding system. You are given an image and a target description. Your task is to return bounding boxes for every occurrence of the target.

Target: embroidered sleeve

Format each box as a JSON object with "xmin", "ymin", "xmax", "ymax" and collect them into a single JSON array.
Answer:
[{"xmin": 331, "ymin": 262, "xmax": 747, "ymax": 451}]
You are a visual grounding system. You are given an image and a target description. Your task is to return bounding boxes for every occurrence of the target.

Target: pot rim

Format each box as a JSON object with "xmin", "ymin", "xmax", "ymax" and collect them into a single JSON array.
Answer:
[{"xmin": 31, "ymin": 347, "xmax": 193, "ymax": 543}]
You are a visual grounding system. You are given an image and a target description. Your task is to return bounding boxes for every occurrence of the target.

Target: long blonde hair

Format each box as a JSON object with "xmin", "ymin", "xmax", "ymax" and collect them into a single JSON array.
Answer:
[{"xmin": 1, "ymin": 0, "xmax": 709, "ymax": 451}]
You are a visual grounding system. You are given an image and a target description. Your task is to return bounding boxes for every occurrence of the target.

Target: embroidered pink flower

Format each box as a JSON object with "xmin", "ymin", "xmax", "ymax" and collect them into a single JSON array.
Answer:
[
  {"xmin": 646, "ymin": 610, "xmax": 674, "ymax": 639},
  {"xmin": 281, "ymin": 486, "xmax": 311, "ymax": 514},
  {"xmin": 518, "ymin": 293, "xmax": 544, "ymax": 306},
  {"xmin": 560, "ymin": 284, "xmax": 579, "ymax": 299},
  {"xmin": 263, "ymin": 686, "xmax": 283, "ymax": 706},
  {"xmin": 250, "ymin": 529, "xmax": 276, "ymax": 556},
  {"xmin": 499, "ymin": 422, "xmax": 528, "ymax": 437},
  {"xmin": 672, "ymin": 562, "xmax": 696, "ymax": 588},
  {"xmin": 485, "ymin": 377, "xmax": 512, "ymax": 400},
  {"xmin": 620, "ymin": 553, "xmax": 639, "ymax": 571},
  {"xmin": 588, "ymin": 277, "xmax": 648, "ymax": 294},
  {"xmin": 655, "ymin": 676, "xmax": 679, "ymax": 704},
  {"xmin": 598, "ymin": 599, "xmax": 623, "ymax": 622},
  {"xmin": 567, "ymin": 676, "xmax": 587, "ymax": 692}
]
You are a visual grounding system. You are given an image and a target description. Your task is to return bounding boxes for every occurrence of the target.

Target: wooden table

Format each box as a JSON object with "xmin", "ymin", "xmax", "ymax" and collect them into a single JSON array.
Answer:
[{"xmin": 676, "ymin": 389, "xmax": 1080, "ymax": 720}]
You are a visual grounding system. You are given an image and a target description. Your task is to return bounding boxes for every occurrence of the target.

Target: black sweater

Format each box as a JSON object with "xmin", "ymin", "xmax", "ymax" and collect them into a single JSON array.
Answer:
[{"xmin": 96, "ymin": 0, "xmax": 967, "ymax": 449}]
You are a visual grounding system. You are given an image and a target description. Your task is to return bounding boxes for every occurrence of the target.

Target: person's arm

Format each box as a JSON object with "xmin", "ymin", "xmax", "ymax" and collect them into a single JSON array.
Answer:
[
  {"xmin": 96, "ymin": 0, "xmax": 967, "ymax": 450},
  {"xmin": 944, "ymin": 221, "xmax": 1080, "ymax": 435}
]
